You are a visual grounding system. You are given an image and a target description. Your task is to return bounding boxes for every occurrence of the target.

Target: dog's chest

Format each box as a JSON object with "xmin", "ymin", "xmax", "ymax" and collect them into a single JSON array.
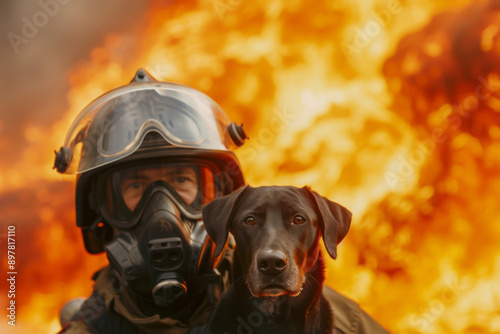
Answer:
[{"xmin": 214, "ymin": 297, "xmax": 307, "ymax": 334}]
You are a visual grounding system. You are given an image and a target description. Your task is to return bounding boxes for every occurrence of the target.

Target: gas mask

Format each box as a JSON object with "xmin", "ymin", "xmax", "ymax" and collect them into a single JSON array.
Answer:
[{"xmin": 96, "ymin": 162, "xmax": 222, "ymax": 307}]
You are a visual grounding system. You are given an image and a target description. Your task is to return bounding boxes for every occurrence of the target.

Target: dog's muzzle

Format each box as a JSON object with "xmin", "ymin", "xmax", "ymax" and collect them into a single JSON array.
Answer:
[{"xmin": 249, "ymin": 249, "xmax": 302, "ymax": 297}]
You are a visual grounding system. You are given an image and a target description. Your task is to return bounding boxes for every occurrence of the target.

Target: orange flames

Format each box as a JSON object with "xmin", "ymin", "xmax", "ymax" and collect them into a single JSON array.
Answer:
[{"xmin": 2, "ymin": 0, "xmax": 500, "ymax": 333}]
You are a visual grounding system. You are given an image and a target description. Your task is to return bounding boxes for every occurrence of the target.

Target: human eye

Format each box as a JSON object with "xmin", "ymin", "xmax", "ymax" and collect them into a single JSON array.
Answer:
[
  {"xmin": 169, "ymin": 173, "xmax": 196, "ymax": 187},
  {"xmin": 126, "ymin": 181, "xmax": 142, "ymax": 189},
  {"xmin": 121, "ymin": 178, "xmax": 148, "ymax": 197},
  {"xmin": 173, "ymin": 176, "xmax": 187, "ymax": 184},
  {"xmin": 123, "ymin": 178, "xmax": 145, "ymax": 189}
]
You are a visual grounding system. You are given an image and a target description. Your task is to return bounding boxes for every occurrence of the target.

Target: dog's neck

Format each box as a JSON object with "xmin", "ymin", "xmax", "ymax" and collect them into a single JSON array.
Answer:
[{"xmin": 233, "ymin": 250, "xmax": 326, "ymax": 331}]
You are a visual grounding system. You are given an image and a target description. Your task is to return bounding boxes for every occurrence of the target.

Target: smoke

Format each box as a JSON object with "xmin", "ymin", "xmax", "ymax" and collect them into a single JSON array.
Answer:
[{"xmin": 0, "ymin": 0, "xmax": 151, "ymax": 180}]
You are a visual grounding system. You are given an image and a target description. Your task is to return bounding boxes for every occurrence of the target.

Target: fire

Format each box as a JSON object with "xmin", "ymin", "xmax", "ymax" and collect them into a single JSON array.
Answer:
[{"xmin": 2, "ymin": 0, "xmax": 500, "ymax": 333}]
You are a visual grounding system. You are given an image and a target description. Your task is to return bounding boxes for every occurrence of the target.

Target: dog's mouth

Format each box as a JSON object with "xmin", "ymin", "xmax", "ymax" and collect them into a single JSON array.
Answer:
[
  {"xmin": 253, "ymin": 284, "xmax": 303, "ymax": 298},
  {"xmin": 262, "ymin": 284, "xmax": 286, "ymax": 296},
  {"xmin": 247, "ymin": 261, "xmax": 305, "ymax": 298}
]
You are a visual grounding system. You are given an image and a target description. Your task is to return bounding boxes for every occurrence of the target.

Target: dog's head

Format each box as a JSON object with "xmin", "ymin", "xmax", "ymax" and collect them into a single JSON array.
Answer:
[{"xmin": 202, "ymin": 185, "xmax": 351, "ymax": 298}]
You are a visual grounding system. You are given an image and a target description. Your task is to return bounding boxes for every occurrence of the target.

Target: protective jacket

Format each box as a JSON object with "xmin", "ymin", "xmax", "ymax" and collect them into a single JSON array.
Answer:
[{"xmin": 58, "ymin": 266, "xmax": 389, "ymax": 334}]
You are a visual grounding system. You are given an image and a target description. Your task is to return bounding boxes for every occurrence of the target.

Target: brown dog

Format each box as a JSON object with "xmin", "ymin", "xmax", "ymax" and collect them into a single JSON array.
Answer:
[{"xmin": 199, "ymin": 185, "xmax": 351, "ymax": 334}]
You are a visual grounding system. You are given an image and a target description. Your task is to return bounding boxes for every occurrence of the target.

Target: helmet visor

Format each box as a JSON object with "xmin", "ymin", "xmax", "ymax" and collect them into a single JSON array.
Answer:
[
  {"xmin": 100, "ymin": 162, "xmax": 217, "ymax": 228},
  {"xmin": 61, "ymin": 82, "xmax": 235, "ymax": 174}
]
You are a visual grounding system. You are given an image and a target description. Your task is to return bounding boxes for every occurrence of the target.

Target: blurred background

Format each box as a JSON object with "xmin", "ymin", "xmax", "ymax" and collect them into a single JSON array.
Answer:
[{"xmin": 1, "ymin": 0, "xmax": 499, "ymax": 333}]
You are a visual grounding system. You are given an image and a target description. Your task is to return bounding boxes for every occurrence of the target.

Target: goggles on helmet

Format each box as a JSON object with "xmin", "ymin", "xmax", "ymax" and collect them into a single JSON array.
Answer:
[
  {"xmin": 96, "ymin": 161, "xmax": 218, "ymax": 229},
  {"xmin": 58, "ymin": 81, "xmax": 239, "ymax": 175}
]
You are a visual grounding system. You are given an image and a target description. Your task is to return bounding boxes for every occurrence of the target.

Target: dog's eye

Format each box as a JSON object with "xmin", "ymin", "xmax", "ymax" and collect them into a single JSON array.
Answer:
[
  {"xmin": 244, "ymin": 216, "xmax": 256, "ymax": 225},
  {"xmin": 293, "ymin": 215, "xmax": 306, "ymax": 225},
  {"xmin": 293, "ymin": 216, "xmax": 306, "ymax": 224}
]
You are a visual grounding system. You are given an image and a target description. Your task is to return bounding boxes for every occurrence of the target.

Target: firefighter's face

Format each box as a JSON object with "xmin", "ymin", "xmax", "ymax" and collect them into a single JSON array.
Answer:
[{"xmin": 119, "ymin": 166, "xmax": 199, "ymax": 211}]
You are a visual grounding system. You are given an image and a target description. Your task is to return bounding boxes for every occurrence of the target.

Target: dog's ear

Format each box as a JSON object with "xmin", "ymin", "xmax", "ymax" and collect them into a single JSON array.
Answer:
[
  {"xmin": 202, "ymin": 185, "xmax": 249, "ymax": 258},
  {"xmin": 304, "ymin": 187, "xmax": 352, "ymax": 260}
]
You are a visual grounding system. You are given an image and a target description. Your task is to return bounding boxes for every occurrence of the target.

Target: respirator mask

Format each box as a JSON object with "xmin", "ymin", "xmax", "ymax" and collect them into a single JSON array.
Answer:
[{"xmin": 96, "ymin": 162, "xmax": 221, "ymax": 307}]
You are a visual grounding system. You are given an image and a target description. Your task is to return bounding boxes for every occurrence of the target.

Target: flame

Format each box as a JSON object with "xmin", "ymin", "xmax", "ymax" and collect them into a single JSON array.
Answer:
[{"xmin": 2, "ymin": 0, "xmax": 500, "ymax": 333}]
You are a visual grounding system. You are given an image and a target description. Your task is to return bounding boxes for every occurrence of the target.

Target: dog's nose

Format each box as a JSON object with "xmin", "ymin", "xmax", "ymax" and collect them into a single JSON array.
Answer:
[{"xmin": 258, "ymin": 251, "xmax": 287, "ymax": 276}]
